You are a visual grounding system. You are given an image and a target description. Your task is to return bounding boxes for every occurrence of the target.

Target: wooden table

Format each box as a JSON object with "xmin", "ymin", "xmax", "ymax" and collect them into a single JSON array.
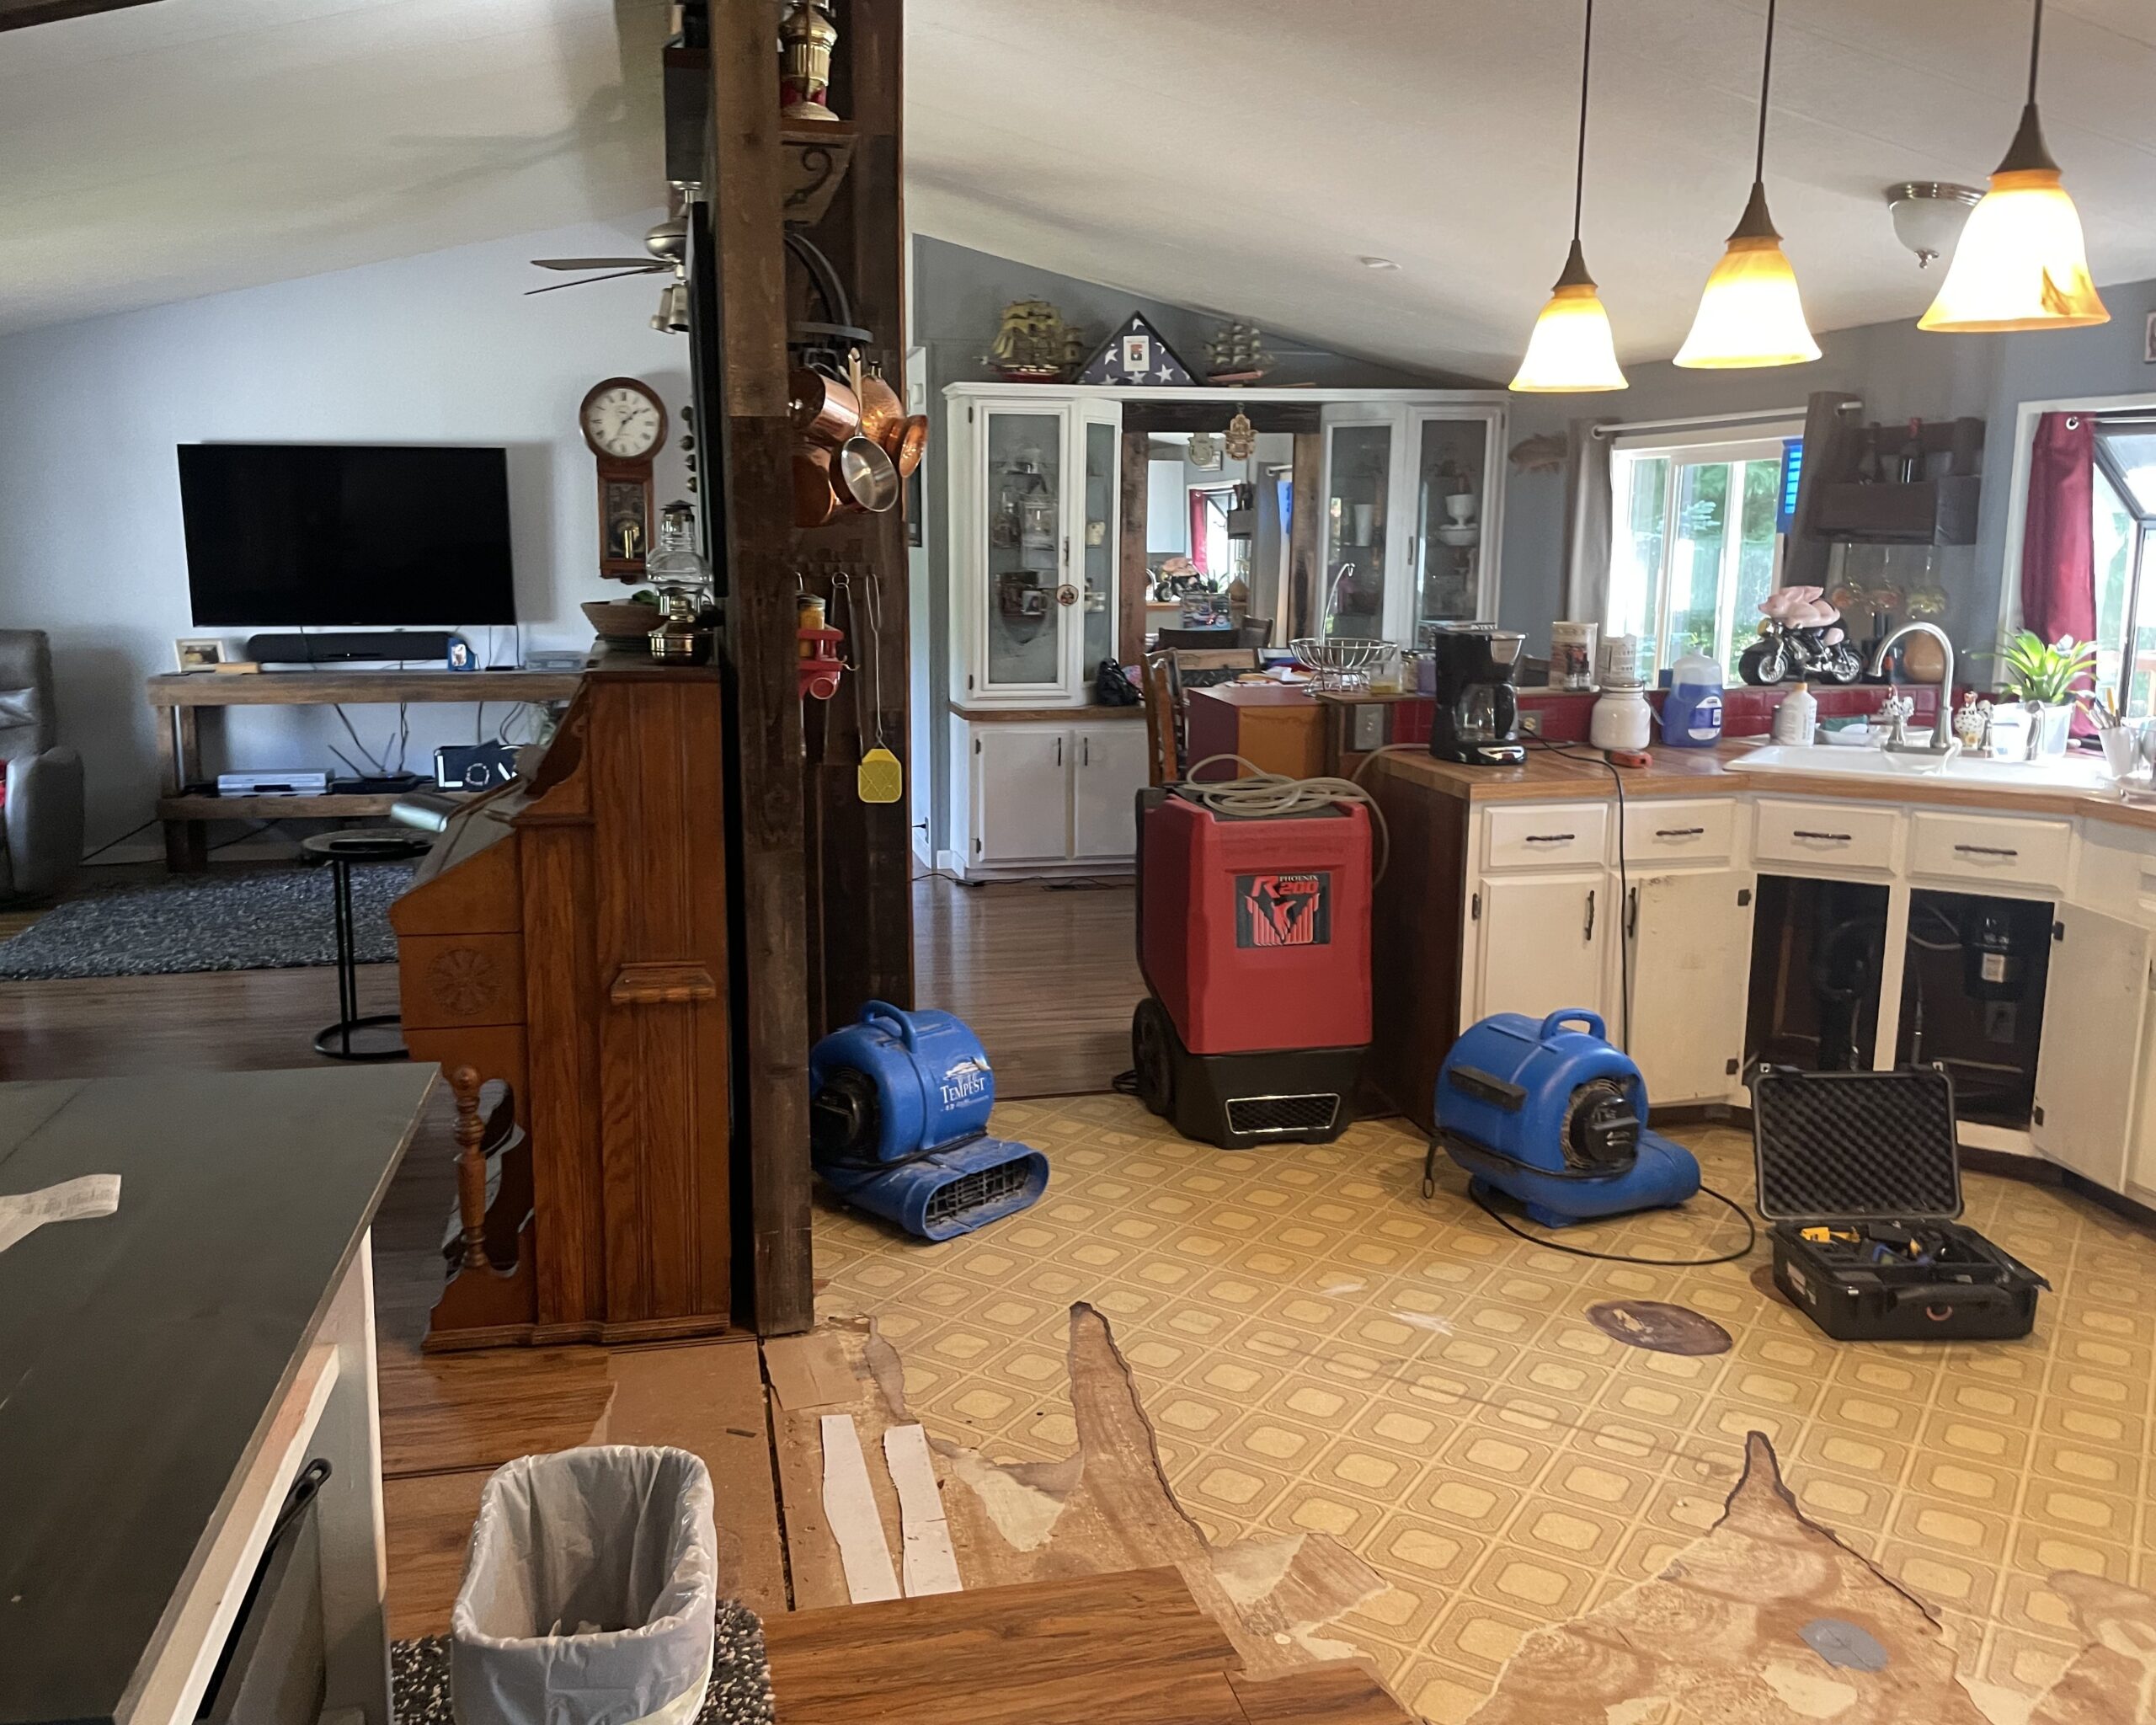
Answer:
[
  {"xmin": 147, "ymin": 668, "xmax": 585, "ymax": 870},
  {"xmin": 0, "ymin": 1065, "xmax": 432, "ymax": 1725}
]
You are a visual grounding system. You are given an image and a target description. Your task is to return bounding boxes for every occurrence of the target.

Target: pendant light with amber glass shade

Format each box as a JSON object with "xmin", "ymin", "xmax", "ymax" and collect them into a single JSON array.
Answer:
[
  {"xmin": 1919, "ymin": 0, "xmax": 2106, "ymax": 334},
  {"xmin": 1511, "ymin": 0, "xmax": 1626, "ymax": 392},
  {"xmin": 1673, "ymin": 0, "xmax": 1820, "ymax": 369}
]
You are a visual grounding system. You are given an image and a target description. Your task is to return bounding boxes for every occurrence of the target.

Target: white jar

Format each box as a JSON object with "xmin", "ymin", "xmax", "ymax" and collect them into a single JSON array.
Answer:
[
  {"xmin": 1590, "ymin": 684, "xmax": 1652, "ymax": 751},
  {"xmin": 1772, "ymin": 680, "xmax": 1817, "ymax": 745}
]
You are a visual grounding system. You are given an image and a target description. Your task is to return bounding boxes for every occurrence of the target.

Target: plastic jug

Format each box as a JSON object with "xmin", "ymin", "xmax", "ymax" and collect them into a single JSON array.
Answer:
[{"xmin": 1660, "ymin": 651, "xmax": 1725, "ymax": 748}]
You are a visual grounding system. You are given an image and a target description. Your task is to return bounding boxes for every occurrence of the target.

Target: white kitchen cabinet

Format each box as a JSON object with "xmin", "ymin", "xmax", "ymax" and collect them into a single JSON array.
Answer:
[
  {"xmin": 1317, "ymin": 399, "xmax": 1508, "ymax": 644},
  {"xmin": 1476, "ymin": 872, "xmax": 1609, "ymax": 1024},
  {"xmin": 1072, "ymin": 724, "xmax": 1149, "ymax": 862},
  {"xmin": 952, "ymin": 718, "xmax": 1149, "ymax": 879},
  {"xmin": 973, "ymin": 726, "xmax": 1070, "ymax": 865},
  {"xmin": 1625, "ymin": 870, "xmax": 1754, "ymax": 1105},
  {"xmin": 2032, "ymin": 905, "xmax": 2154, "ymax": 1190}
]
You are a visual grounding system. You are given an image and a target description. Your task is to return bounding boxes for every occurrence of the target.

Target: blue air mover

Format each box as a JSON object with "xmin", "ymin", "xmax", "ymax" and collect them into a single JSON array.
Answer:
[
  {"xmin": 1429, "ymin": 1009, "xmax": 1700, "ymax": 1228},
  {"xmin": 809, "ymin": 1001, "xmax": 1048, "ymax": 1241}
]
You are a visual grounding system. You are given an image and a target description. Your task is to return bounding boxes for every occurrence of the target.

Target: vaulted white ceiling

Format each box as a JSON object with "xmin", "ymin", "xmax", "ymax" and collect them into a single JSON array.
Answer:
[
  {"xmin": 4, "ymin": 0, "xmax": 2155, "ymax": 382},
  {"xmin": 907, "ymin": 0, "xmax": 2156, "ymax": 382},
  {"xmin": 0, "ymin": 0, "xmax": 666, "ymax": 336}
]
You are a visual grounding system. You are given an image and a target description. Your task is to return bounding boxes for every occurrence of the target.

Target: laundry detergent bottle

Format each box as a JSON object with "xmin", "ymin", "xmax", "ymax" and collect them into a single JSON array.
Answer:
[{"xmin": 1660, "ymin": 650, "xmax": 1725, "ymax": 749}]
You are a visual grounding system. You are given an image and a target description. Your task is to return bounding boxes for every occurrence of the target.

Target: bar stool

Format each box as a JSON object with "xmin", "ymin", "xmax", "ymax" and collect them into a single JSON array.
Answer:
[{"xmin": 301, "ymin": 829, "xmax": 431, "ymax": 1061}]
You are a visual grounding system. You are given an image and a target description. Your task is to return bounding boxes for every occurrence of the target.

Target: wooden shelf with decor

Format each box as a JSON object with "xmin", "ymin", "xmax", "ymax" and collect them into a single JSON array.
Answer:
[{"xmin": 1789, "ymin": 399, "xmax": 1986, "ymax": 572}]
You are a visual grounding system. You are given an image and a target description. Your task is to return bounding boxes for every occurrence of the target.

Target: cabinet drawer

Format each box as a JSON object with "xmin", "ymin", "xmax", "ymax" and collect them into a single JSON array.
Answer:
[
  {"xmin": 1908, "ymin": 810, "xmax": 2071, "ymax": 892},
  {"xmin": 1622, "ymin": 798, "xmax": 1736, "ymax": 864},
  {"xmin": 1753, "ymin": 798, "xmax": 1899, "ymax": 871},
  {"xmin": 1484, "ymin": 803, "xmax": 1609, "ymax": 871}
]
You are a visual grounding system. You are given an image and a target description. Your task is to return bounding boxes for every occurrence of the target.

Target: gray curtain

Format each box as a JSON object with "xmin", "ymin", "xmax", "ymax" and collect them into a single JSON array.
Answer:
[{"xmin": 1561, "ymin": 418, "xmax": 1620, "ymax": 626}]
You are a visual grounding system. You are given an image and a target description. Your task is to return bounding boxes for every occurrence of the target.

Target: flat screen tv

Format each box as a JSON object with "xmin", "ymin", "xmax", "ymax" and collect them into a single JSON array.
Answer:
[{"xmin": 177, "ymin": 443, "xmax": 517, "ymax": 627}]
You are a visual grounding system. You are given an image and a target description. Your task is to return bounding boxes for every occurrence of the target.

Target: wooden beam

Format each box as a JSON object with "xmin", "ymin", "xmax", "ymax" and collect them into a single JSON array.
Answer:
[
  {"xmin": 1121, "ymin": 400, "xmax": 1321, "ymax": 435},
  {"xmin": 1118, "ymin": 431, "xmax": 1150, "ymax": 665},
  {"xmin": 0, "ymin": 0, "xmax": 157, "ymax": 29},
  {"xmin": 707, "ymin": 0, "xmax": 814, "ymax": 1338},
  {"xmin": 1288, "ymin": 432, "xmax": 1322, "ymax": 641}
]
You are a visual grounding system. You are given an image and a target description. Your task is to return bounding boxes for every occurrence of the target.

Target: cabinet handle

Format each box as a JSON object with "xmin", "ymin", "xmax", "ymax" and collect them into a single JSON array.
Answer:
[
  {"xmin": 1626, "ymin": 885, "xmax": 1638, "ymax": 939},
  {"xmin": 1791, "ymin": 829, "xmax": 1854, "ymax": 843},
  {"xmin": 1953, "ymin": 843, "xmax": 2018, "ymax": 858},
  {"xmin": 1524, "ymin": 833, "xmax": 1576, "ymax": 845},
  {"xmin": 1082, "ymin": 735, "xmax": 1091, "ymax": 766},
  {"xmin": 1056, "ymin": 736, "xmax": 1064, "ymax": 766},
  {"xmin": 1584, "ymin": 889, "xmax": 1596, "ymax": 941},
  {"xmin": 1653, "ymin": 826, "xmax": 1705, "ymax": 839}
]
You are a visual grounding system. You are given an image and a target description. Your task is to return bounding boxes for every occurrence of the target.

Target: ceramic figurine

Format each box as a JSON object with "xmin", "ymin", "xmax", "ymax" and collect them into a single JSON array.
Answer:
[{"xmin": 1953, "ymin": 689, "xmax": 1989, "ymax": 751}]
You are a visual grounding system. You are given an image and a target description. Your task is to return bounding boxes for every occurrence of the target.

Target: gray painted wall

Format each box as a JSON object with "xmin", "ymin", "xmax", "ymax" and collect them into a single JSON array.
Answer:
[
  {"xmin": 911, "ymin": 234, "xmax": 1457, "ymax": 857},
  {"xmin": 1497, "ymin": 275, "xmax": 2156, "ymax": 666}
]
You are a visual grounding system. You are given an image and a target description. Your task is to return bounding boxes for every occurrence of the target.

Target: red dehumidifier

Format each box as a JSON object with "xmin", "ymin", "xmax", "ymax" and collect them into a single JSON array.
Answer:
[{"xmin": 1129, "ymin": 783, "xmax": 1372, "ymax": 1148}]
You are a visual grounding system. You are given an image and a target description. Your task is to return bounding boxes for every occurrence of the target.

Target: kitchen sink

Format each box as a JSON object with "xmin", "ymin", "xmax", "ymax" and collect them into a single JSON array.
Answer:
[{"xmin": 1726, "ymin": 742, "xmax": 2121, "ymax": 794}]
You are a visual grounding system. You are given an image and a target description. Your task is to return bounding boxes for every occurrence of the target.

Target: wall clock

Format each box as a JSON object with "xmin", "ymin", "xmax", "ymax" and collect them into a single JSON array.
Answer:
[{"xmin": 579, "ymin": 377, "xmax": 669, "ymax": 581}]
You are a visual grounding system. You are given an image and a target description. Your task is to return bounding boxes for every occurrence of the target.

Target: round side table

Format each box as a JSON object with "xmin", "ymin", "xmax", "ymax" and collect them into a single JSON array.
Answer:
[{"xmin": 301, "ymin": 829, "xmax": 433, "ymax": 1061}]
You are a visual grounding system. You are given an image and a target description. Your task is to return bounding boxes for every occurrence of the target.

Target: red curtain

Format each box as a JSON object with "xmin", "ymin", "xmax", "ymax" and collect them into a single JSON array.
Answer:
[
  {"xmin": 1188, "ymin": 491, "xmax": 1210, "ymax": 574},
  {"xmin": 2020, "ymin": 411, "xmax": 2096, "ymax": 646}
]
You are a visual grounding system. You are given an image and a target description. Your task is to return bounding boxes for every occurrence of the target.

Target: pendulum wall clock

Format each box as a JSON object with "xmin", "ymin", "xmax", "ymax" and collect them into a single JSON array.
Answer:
[{"xmin": 579, "ymin": 377, "xmax": 669, "ymax": 580}]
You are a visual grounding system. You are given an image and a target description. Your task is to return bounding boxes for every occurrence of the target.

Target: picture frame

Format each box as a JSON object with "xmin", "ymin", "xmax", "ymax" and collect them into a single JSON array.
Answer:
[{"xmin": 174, "ymin": 637, "xmax": 224, "ymax": 673}]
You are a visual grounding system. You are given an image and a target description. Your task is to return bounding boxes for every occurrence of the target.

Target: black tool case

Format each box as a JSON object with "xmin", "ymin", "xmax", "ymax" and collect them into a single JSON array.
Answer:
[{"xmin": 1748, "ymin": 1065, "xmax": 2048, "ymax": 1342}]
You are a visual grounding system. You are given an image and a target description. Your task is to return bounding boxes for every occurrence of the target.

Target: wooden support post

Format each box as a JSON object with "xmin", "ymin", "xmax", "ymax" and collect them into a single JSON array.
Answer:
[
  {"xmin": 1289, "ymin": 433, "xmax": 1323, "ymax": 642},
  {"xmin": 708, "ymin": 0, "xmax": 815, "ymax": 1337},
  {"xmin": 1119, "ymin": 430, "xmax": 1150, "ymax": 665}
]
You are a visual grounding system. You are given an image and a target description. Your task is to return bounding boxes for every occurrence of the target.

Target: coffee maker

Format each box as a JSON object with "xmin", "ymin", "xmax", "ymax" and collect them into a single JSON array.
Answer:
[{"xmin": 1428, "ymin": 623, "xmax": 1527, "ymax": 766}]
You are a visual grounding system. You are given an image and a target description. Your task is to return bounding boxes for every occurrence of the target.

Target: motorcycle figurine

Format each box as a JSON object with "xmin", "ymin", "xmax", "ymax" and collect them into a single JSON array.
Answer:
[{"xmin": 1737, "ymin": 585, "xmax": 1865, "ymax": 686}]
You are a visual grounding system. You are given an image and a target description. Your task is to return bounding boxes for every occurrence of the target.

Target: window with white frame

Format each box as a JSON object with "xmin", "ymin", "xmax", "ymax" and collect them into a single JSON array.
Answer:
[
  {"xmin": 1607, "ymin": 430, "xmax": 1797, "ymax": 686},
  {"xmin": 2091, "ymin": 422, "xmax": 2156, "ymax": 717}
]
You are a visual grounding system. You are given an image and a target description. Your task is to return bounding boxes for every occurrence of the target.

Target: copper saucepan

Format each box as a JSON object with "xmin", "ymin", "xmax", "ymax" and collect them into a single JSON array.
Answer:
[
  {"xmin": 788, "ymin": 366, "xmax": 860, "ymax": 450},
  {"xmin": 889, "ymin": 414, "xmax": 929, "ymax": 478},
  {"xmin": 856, "ymin": 364, "xmax": 905, "ymax": 449},
  {"xmin": 792, "ymin": 445, "xmax": 841, "ymax": 528}
]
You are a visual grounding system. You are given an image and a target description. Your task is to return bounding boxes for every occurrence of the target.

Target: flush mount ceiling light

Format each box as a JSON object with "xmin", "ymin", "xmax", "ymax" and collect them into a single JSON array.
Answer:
[
  {"xmin": 1886, "ymin": 182, "xmax": 1982, "ymax": 269},
  {"xmin": 1511, "ymin": 0, "xmax": 1627, "ymax": 393},
  {"xmin": 1357, "ymin": 255, "xmax": 1400, "ymax": 270},
  {"xmin": 1674, "ymin": 0, "xmax": 1820, "ymax": 369},
  {"xmin": 1919, "ymin": 0, "xmax": 2107, "ymax": 333}
]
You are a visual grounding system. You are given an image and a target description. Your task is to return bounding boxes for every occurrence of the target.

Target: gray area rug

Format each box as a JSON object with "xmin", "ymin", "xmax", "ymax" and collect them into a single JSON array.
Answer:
[
  {"xmin": 0, "ymin": 862, "xmax": 414, "ymax": 980},
  {"xmin": 391, "ymin": 1602, "xmax": 776, "ymax": 1725}
]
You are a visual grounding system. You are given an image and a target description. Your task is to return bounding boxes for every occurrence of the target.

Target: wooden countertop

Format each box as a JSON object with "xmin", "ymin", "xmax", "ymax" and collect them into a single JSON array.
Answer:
[
  {"xmin": 1364, "ymin": 739, "xmax": 2156, "ymax": 833},
  {"xmin": 1186, "ymin": 682, "xmax": 1322, "ymax": 709}
]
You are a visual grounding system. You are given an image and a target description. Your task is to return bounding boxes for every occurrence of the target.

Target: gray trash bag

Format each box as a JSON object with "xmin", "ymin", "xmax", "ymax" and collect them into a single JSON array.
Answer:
[{"xmin": 451, "ymin": 1446, "xmax": 719, "ymax": 1725}]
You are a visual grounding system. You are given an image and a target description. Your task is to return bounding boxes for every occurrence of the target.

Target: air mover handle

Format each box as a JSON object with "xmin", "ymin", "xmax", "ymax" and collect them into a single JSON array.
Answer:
[
  {"xmin": 1538, "ymin": 1009, "xmax": 1606, "ymax": 1043},
  {"xmin": 860, "ymin": 999, "xmax": 916, "ymax": 1052}
]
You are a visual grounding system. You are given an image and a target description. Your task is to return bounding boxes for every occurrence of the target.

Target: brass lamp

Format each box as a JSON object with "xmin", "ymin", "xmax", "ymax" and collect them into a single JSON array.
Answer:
[{"xmin": 780, "ymin": 0, "xmax": 841, "ymax": 123}]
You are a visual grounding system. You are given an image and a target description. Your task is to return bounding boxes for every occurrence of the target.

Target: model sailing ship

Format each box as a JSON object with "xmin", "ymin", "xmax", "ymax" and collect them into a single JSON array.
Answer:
[
  {"xmin": 1205, "ymin": 322, "xmax": 1274, "ymax": 384},
  {"xmin": 987, "ymin": 299, "xmax": 1072, "ymax": 381}
]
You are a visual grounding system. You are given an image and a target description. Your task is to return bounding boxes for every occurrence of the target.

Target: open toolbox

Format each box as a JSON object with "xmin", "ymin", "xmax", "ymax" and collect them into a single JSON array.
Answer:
[{"xmin": 1748, "ymin": 1064, "xmax": 2048, "ymax": 1342}]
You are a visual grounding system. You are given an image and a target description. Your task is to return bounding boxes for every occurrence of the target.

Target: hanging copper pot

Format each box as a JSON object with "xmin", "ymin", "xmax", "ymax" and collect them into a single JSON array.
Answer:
[
  {"xmin": 889, "ymin": 414, "xmax": 929, "ymax": 478},
  {"xmin": 856, "ymin": 364, "xmax": 905, "ymax": 449},
  {"xmin": 792, "ymin": 445, "xmax": 841, "ymax": 527},
  {"xmin": 788, "ymin": 366, "xmax": 860, "ymax": 450}
]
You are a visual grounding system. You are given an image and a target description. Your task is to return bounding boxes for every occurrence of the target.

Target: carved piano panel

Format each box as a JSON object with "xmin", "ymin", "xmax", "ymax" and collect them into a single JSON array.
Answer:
[{"xmin": 390, "ymin": 655, "xmax": 733, "ymax": 1349}]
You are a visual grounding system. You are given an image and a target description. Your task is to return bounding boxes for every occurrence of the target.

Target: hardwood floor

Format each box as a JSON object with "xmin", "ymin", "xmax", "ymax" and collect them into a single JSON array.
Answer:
[{"xmin": 911, "ymin": 873, "xmax": 1141, "ymax": 1099}]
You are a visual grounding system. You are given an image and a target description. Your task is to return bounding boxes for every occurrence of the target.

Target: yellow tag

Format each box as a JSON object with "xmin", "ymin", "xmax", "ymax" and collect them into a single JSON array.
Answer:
[{"xmin": 857, "ymin": 745, "xmax": 904, "ymax": 804}]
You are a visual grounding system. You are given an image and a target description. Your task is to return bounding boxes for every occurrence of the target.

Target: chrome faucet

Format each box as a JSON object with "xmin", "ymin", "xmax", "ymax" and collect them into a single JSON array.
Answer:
[{"xmin": 1869, "ymin": 622, "xmax": 1960, "ymax": 756}]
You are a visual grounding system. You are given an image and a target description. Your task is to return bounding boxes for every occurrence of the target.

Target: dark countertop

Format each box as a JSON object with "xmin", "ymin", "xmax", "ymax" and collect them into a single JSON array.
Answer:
[{"xmin": 0, "ymin": 1066, "xmax": 434, "ymax": 1725}]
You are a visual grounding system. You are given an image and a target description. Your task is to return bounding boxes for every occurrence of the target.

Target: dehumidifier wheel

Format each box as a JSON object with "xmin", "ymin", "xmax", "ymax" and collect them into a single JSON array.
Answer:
[{"xmin": 1132, "ymin": 998, "xmax": 1176, "ymax": 1119}]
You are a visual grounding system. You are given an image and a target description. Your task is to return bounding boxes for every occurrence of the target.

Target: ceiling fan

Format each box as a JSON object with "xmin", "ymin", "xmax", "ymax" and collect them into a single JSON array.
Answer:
[{"xmin": 526, "ymin": 209, "xmax": 687, "ymax": 296}]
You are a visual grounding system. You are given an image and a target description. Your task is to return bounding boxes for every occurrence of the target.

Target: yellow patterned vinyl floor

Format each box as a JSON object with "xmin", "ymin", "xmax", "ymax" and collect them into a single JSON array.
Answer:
[{"xmin": 811, "ymin": 1098, "xmax": 2156, "ymax": 1723}]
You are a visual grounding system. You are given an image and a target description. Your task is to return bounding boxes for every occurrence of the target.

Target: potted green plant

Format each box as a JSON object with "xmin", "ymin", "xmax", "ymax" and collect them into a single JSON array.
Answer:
[{"xmin": 1995, "ymin": 631, "xmax": 2097, "ymax": 758}]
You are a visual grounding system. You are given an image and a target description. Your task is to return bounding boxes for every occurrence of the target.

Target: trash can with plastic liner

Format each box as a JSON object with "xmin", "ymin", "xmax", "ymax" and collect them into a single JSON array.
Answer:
[{"xmin": 451, "ymin": 1445, "xmax": 719, "ymax": 1725}]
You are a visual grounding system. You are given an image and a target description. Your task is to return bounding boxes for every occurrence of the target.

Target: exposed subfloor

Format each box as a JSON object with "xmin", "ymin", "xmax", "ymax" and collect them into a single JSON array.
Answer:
[{"xmin": 811, "ymin": 1095, "xmax": 2156, "ymax": 1722}]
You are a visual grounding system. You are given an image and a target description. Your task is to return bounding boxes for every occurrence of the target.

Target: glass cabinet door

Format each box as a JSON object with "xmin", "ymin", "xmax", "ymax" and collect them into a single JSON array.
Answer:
[
  {"xmin": 1411, "ymin": 412, "xmax": 1497, "ymax": 631},
  {"xmin": 1322, "ymin": 420, "xmax": 1392, "ymax": 638},
  {"xmin": 982, "ymin": 409, "xmax": 1067, "ymax": 692},
  {"xmin": 1079, "ymin": 415, "xmax": 1117, "ymax": 676}
]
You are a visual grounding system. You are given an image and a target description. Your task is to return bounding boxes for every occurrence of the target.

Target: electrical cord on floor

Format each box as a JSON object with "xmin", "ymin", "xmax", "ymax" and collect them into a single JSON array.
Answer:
[{"xmin": 1468, "ymin": 1178, "xmax": 1758, "ymax": 1266}]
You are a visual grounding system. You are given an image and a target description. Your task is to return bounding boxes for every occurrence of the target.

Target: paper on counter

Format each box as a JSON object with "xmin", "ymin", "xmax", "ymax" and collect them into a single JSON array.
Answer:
[{"xmin": 0, "ymin": 1174, "xmax": 120, "ymax": 1256}]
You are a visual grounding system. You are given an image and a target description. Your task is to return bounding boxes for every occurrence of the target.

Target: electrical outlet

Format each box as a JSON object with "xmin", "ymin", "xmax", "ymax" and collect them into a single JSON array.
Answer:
[
  {"xmin": 1349, "ymin": 704, "xmax": 1385, "ymax": 751},
  {"xmin": 1518, "ymin": 709, "xmax": 1542, "ymax": 735}
]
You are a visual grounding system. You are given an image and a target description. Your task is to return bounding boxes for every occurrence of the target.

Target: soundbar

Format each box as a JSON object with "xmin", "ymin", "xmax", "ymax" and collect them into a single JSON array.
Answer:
[{"xmin": 244, "ymin": 630, "xmax": 454, "ymax": 665}]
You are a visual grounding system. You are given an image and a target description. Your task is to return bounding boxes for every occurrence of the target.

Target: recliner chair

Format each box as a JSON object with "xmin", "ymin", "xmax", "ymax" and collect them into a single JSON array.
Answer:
[{"xmin": 0, "ymin": 631, "xmax": 83, "ymax": 903}]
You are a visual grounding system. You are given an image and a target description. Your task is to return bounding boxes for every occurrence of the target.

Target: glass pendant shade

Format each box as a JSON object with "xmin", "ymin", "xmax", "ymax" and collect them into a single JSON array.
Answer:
[
  {"xmin": 1674, "ymin": 185, "xmax": 1822, "ymax": 368},
  {"xmin": 1511, "ymin": 254, "xmax": 1627, "ymax": 392},
  {"xmin": 1919, "ymin": 110, "xmax": 2107, "ymax": 332}
]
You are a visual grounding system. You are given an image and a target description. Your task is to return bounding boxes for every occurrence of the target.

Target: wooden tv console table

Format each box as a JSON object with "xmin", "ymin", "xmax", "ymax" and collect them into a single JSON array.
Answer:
[{"xmin": 147, "ymin": 667, "xmax": 585, "ymax": 870}]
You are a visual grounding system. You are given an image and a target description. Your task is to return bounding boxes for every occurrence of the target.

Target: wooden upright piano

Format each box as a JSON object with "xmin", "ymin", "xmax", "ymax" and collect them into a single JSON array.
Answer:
[{"xmin": 389, "ymin": 653, "xmax": 734, "ymax": 1349}]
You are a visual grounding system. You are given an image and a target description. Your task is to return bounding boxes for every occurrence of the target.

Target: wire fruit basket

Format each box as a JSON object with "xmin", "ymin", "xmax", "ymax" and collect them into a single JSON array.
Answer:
[{"xmin": 1291, "ymin": 636, "xmax": 1390, "ymax": 693}]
